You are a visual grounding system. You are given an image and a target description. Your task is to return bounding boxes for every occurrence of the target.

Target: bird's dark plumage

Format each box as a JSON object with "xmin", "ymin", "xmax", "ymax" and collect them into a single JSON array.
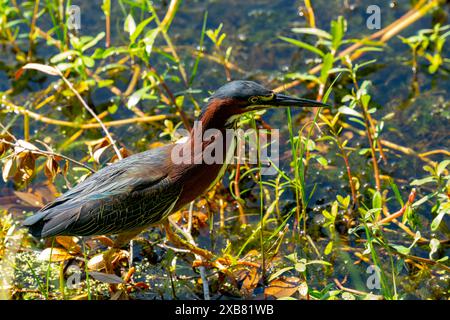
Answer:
[
  {"xmin": 23, "ymin": 145, "xmax": 181, "ymax": 237},
  {"xmin": 209, "ymin": 80, "xmax": 272, "ymax": 100}
]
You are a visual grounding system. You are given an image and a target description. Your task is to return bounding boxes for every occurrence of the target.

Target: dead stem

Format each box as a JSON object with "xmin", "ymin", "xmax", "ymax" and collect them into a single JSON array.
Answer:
[
  {"xmin": 376, "ymin": 189, "xmax": 416, "ymax": 226},
  {"xmin": 1, "ymin": 99, "xmax": 168, "ymax": 128},
  {"xmin": 27, "ymin": 0, "xmax": 40, "ymax": 61},
  {"xmin": 333, "ymin": 278, "xmax": 383, "ymax": 299},
  {"xmin": 303, "ymin": 0, "xmax": 316, "ymax": 28}
]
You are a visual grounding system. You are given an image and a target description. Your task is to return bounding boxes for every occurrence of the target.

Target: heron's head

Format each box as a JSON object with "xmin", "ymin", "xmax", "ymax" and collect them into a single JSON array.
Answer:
[{"xmin": 200, "ymin": 80, "xmax": 328, "ymax": 127}]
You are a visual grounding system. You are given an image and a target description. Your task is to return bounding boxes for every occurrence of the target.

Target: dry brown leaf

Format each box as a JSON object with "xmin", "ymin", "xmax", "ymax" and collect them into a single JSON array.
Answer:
[
  {"xmin": 55, "ymin": 236, "xmax": 81, "ymax": 254},
  {"xmin": 44, "ymin": 156, "xmax": 59, "ymax": 182},
  {"xmin": 92, "ymin": 235, "xmax": 115, "ymax": 248},
  {"xmin": 89, "ymin": 271, "xmax": 124, "ymax": 284},
  {"xmin": 2, "ymin": 157, "xmax": 15, "ymax": 182},
  {"xmin": 33, "ymin": 182, "xmax": 58, "ymax": 203},
  {"xmin": 0, "ymin": 135, "xmax": 13, "ymax": 157},
  {"xmin": 265, "ymin": 276, "xmax": 302, "ymax": 299},
  {"xmin": 38, "ymin": 247, "xmax": 73, "ymax": 262},
  {"xmin": 110, "ymin": 147, "xmax": 131, "ymax": 163},
  {"xmin": 93, "ymin": 145, "xmax": 109, "ymax": 164},
  {"xmin": 240, "ymin": 267, "xmax": 260, "ymax": 297},
  {"xmin": 15, "ymin": 151, "xmax": 36, "ymax": 181},
  {"xmin": 87, "ymin": 253, "xmax": 106, "ymax": 271}
]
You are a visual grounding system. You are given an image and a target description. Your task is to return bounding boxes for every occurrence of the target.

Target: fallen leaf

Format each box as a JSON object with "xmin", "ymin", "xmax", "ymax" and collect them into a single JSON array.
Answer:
[
  {"xmin": 87, "ymin": 253, "xmax": 106, "ymax": 271},
  {"xmin": 55, "ymin": 236, "xmax": 81, "ymax": 254},
  {"xmin": 265, "ymin": 277, "xmax": 302, "ymax": 299},
  {"xmin": 38, "ymin": 247, "xmax": 73, "ymax": 262},
  {"xmin": 89, "ymin": 271, "xmax": 125, "ymax": 284},
  {"xmin": 92, "ymin": 235, "xmax": 115, "ymax": 248},
  {"xmin": 240, "ymin": 267, "xmax": 260, "ymax": 297}
]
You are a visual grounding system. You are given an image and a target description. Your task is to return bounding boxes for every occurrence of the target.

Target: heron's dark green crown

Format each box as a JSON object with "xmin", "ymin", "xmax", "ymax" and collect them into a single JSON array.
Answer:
[{"xmin": 209, "ymin": 80, "xmax": 273, "ymax": 102}]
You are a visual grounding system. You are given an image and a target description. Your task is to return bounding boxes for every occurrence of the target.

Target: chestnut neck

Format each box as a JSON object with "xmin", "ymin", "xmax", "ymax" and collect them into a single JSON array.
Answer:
[{"xmin": 194, "ymin": 98, "xmax": 241, "ymax": 134}]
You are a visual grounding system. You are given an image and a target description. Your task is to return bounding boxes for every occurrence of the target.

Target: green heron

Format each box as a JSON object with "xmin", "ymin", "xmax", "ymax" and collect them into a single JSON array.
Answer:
[{"xmin": 23, "ymin": 80, "xmax": 326, "ymax": 248}]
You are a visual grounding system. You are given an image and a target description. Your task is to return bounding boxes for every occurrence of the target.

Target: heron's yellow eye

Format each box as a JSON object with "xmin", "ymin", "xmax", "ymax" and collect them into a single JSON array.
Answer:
[{"xmin": 249, "ymin": 96, "xmax": 259, "ymax": 104}]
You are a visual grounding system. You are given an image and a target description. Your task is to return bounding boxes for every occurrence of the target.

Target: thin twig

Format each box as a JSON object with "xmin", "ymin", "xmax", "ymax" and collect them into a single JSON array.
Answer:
[
  {"xmin": 58, "ymin": 74, "xmax": 122, "ymax": 160},
  {"xmin": 376, "ymin": 189, "xmax": 416, "ymax": 226}
]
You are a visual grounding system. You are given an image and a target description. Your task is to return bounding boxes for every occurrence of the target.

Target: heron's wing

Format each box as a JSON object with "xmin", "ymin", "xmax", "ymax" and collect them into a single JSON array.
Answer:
[{"xmin": 24, "ymin": 145, "xmax": 181, "ymax": 237}]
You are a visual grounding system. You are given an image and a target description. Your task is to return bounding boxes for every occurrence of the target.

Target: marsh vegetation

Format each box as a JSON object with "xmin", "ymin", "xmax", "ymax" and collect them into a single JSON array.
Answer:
[{"xmin": 0, "ymin": 0, "xmax": 449, "ymax": 300}]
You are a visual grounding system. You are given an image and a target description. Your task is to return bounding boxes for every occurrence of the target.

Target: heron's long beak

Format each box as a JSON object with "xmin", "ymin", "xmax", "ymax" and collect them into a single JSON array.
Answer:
[{"xmin": 270, "ymin": 93, "xmax": 330, "ymax": 108}]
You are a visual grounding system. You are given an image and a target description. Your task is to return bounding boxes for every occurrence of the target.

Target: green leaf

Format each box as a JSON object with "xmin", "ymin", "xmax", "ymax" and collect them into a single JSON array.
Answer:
[
  {"xmin": 291, "ymin": 27, "xmax": 332, "ymax": 39},
  {"xmin": 98, "ymin": 79, "xmax": 114, "ymax": 88},
  {"xmin": 437, "ymin": 160, "xmax": 450, "ymax": 176},
  {"xmin": 389, "ymin": 180, "xmax": 404, "ymax": 207},
  {"xmin": 22, "ymin": 63, "xmax": 62, "ymax": 76},
  {"xmin": 81, "ymin": 32, "xmax": 105, "ymax": 52},
  {"xmin": 124, "ymin": 14, "xmax": 136, "ymax": 37},
  {"xmin": 107, "ymin": 103, "xmax": 118, "ymax": 114},
  {"xmin": 279, "ymin": 36, "xmax": 324, "ymax": 57},
  {"xmin": 306, "ymin": 260, "xmax": 332, "ymax": 266},
  {"xmin": 144, "ymin": 29, "xmax": 159, "ymax": 55},
  {"xmin": 101, "ymin": 0, "xmax": 111, "ymax": 16},
  {"xmin": 331, "ymin": 201, "xmax": 338, "ymax": 217},
  {"xmin": 81, "ymin": 56, "xmax": 95, "ymax": 68},
  {"xmin": 372, "ymin": 191, "xmax": 382, "ymax": 209},
  {"xmin": 295, "ymin": 262, "xmax": 306, "ymax": 272},
  {"xmin": 338, "ymin": 106, "xmax": 363, "ymax": 118},
  {"xmin": 431, "ymin": 210, "xmax": 447, "ymax": 231},
  {"xmin": 410, "ymin": 176, "xmax": 435, "ymax": 186},
  {"xmin": 320, "ymin": 53, "xmax": 334, "ymax": 84},
  {"xmin": 50, "ymin": 50, "xmax": 78, "ymax": 63},
  {"xmin": 127, "ymin": 87, "xmax": 148, "ymax": 108},
  {"xmin": 130, "ymin": 16, "xmax": 155, "ymax": 43},
  {"xmin": 361, "ymin": 94, "xmax": 371, "ymax": 109},
  {"xmin": 391, "ymin": 244, "xmax": 410, "ymax": 255},
  {"xmin": 268, "ymin": 267, "xmax": 293, "ymax": 282},
  {"xmin": 324, "ymin": 241, "xmax": 333, "ymax": 255},
  {"xmin": 316, "ymin": 156, "xmax": 328, "ymax": 167},
  {"xmin": 331, "ymin": 16, "xmax": 346, "ymax": 51}
]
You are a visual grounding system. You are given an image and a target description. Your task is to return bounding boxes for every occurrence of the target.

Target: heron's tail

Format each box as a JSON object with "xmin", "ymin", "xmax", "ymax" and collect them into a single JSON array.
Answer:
[{"xmin": 22, "ymin": 212, "xmax": 46, "ymax": 238}]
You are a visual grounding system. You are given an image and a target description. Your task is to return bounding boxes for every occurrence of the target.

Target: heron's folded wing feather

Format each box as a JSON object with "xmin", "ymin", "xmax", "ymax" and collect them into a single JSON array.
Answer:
[{"xmin": 24, "ymin": 146, "xmax": 177, "ymax": 237}]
